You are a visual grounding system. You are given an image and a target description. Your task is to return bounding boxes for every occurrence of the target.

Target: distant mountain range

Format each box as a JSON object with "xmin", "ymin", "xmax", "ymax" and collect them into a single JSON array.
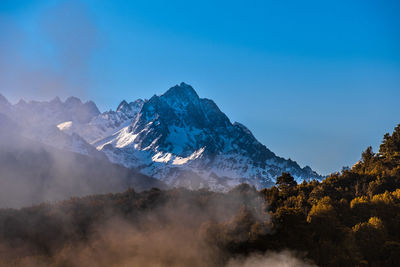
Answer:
[
  {"xmin": 0, "ymin": 112, "xmax": 165, "ymax": 208},
  {"xmin": 0, "ymin": 83, "xmax": 321, "ymax": 192}
]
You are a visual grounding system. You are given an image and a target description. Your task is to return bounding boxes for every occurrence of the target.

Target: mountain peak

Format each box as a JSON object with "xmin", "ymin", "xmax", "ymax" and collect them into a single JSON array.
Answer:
[
  {"xmin": 84, "ymin": 101, "xmax": 100, "ymax": 116},
  {"xmin": 116, "ymin": 99, "xmax": 144, "ymax": 119},
  {"xmin": 50, "ymin": 96, "xmax": 62, "ymax": 104},
  {"xmin": 162, "ymin": 82, "xmax": 199, "ymax": 103},
  {"xmin": 54, "ymin": 83, "xmax": 321, "ymax": 190},
  {"xmin": 65, "ymin": 96, "xmax": 82, "ymax": 107},
  {"xmin": 0, "ymin": 94, "xmax": 10, "ymax": 106},
  {"xmin": 117, "ymin": 100, "xmax": 129, "ymax": 111},
  {"xmin": 179, "ymin": 81, "xmax": 191, "ymax": 88}
]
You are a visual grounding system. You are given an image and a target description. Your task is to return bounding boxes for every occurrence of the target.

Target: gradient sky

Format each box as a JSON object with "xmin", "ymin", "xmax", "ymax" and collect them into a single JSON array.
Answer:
[{"xmin": 1, "ymin": 0, "xmax": 399, "ymax": 174}]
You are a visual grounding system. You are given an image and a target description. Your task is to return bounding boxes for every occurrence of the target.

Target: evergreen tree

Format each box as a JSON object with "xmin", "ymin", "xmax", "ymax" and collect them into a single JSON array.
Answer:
[
  {"xmin": 379, "ymin": 124, "xmax": 400, "ymax": 159},
  {"xmin": 276, "ymin": 172, "xmax": 297, "ymax": 190}
]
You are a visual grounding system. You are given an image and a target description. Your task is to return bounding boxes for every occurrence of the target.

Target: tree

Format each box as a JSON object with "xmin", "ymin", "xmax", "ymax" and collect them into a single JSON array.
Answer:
[
  {"xmin": 362, "ymin": 146, "xmax": 375, "ymax": 165},
  {"xmin": 379, "ymin": 124, "xmax": 400, "ymax": 159},
  {"xmin": 276, "ymin": 172, "xmax": 297, "ymax": 190},
  {"xmin": 352, "ymin": 217, "xmax": 387, "ymax": 263},
  {"xmin": 307, "ymin": 196, "xmax": 336, "ymax": 224}
]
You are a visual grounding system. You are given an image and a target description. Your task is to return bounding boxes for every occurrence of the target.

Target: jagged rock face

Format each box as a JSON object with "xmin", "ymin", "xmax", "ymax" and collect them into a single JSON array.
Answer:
[
  {"xmin": 59, "ymin": 99, "xmax": 144, "ymax": 143},
  {"xmin": 117, "ymin": 99, "xmax": 144, "ymax": 118},
  {"xmin": 130, "ymin": 83, "xmax": 274, "ymax": 162},
  {"xmin": 93, "ymin": 83, "xmax": 321, "ymax": 190},
  {"xmin": 1, "ymin": 84, "xmax": 321, "ymax": 191}
]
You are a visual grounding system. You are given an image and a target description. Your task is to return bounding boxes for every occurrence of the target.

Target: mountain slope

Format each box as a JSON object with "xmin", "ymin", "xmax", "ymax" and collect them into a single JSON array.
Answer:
[
  {"xmin": 91, "ymin": 83, "xmax": 320, "ymax": 190},
  {"xmin": 0, "ymin": 94, "xmax": 104, "ymax": 158},
  {"xmin": 0, "ymin": 113, "xmax": 166, "ymax": 208},
  {"xmin": 1, "ymin": 83, "xmax": 321, "ymax": 191},
  {"xmin": 58, "ymin": 99, "xmax": 144, "ymax": 144}
]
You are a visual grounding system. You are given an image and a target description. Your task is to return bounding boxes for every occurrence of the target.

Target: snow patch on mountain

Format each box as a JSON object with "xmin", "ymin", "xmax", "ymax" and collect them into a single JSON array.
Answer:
[
  {"xmin": 1, "ymin": 83, "xmax": 322, "ymax": 191},
  {"xmin": 0, "ymin": 95, "xmax": 106, "ymax": 159},
  {"xmin": 87, "ymin": 83, "xmax": 321, "ymax": 190},
  {"xmin": 57, "ymin": 99, "xmax": 144, "ymax": 144}
]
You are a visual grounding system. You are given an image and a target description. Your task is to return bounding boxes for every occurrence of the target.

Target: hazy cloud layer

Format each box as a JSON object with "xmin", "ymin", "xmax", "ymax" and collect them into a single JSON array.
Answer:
[{"xmin": 0, "ymin": 187, "xmax": 316, "ymax": 266}]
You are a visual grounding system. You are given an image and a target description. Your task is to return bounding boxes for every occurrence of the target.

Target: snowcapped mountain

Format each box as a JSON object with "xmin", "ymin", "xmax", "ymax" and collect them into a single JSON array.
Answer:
[
  {"xmin": 0, "ymin": 83, "xmax": 321, "ymax": 190},
  {"xmin": 0, "ymin": 112, "xmax": 165, "ymax": 208},
  {"xmin": 85, "ymin": 83, "xmax": 320, "ymax": 189},
  {"xmin": 0, "ymin": 95, "xmax": 105, "ymax": 159},
  {"xmin": 14, "ymin": 96, "xmax": 100, "ymax": 125},
  {"xmin": 58, "ymin": 99, "xmax": 144, "ymax": 144}
]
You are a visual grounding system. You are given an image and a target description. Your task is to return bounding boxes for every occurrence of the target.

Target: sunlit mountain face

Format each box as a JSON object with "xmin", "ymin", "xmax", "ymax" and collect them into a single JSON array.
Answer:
[{"xmin": 0, "ymin": 82, "xmax": 321, "ymax": 193}]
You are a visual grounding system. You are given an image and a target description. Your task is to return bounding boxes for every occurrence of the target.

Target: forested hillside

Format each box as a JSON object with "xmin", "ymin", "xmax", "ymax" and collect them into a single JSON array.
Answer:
[{"xmin": 1, "ymin": 124, "xmax": 400, "ymax": 266}]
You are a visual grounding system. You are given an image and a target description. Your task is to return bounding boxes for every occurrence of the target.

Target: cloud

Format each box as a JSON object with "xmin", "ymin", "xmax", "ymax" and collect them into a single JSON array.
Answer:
[
  {"xmin": 227, "ymin": 250, "xmax": 316, "ymax": 267},
  {"xmin": 0, "ymin": 184, "xmax": 317, "ymax": 267}
]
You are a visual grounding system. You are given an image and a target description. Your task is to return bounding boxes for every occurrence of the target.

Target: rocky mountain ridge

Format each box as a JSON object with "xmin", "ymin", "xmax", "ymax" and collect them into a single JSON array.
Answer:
[{"xmin": 0, "ymin": 83, "xmax": 321, "ymax": 190}]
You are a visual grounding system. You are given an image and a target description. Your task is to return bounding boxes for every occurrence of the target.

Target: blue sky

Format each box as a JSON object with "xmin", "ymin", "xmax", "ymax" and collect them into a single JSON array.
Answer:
[{"xmin": 1, "ymin": 0, "xmax": 399, "ymax": 174}]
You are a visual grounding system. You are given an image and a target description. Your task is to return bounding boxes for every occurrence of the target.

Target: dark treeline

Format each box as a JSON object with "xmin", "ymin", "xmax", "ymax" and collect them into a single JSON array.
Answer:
[{"xmin": 1, "ymin": 124, "xmax": 400, "ymax": 266}]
